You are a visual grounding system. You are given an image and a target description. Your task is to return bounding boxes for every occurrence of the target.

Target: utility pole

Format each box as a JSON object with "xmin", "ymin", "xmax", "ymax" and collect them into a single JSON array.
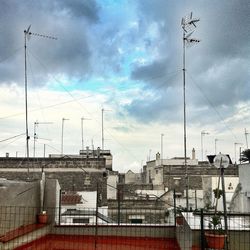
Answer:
[
  {"xmin": 181, "ymin": 12, "xmax": 200, "ymax": 211},
  {"xmin": 61, "ymin": 118, "xmax": 69, "ymax": 155}
]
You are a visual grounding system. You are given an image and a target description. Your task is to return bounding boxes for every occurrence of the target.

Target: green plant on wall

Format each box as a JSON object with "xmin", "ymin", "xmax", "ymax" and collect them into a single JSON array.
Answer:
[{"xmin": 213, "ymin": 188, "xmax": 223, "ymax": 199}]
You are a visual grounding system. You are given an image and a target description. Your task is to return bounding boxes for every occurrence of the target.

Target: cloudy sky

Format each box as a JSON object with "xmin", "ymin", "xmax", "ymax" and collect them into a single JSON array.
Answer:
[{"xmin": 0, "ymin": 0, "xmax": 249, "ymax": 172}]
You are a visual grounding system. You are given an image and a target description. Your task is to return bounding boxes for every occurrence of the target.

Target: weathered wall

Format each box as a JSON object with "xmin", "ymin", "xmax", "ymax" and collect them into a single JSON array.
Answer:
[
  {"xmin": 162, "ymin": 164, "xmax": 238, "ymax": 193},
  {"xmin": 0, "ymin": 157, "xmax": 108, "ymax": 204},
  {"xmin": 107, "ymin": 199, "xmax": 168, "ymax": 224},
  {"xmin": 0, "ymin": 179, "xmax": 40, "ymax": 235},
  {"xmin": 0, "ymin": 157, "xmax": 106, "ymax": 169}
]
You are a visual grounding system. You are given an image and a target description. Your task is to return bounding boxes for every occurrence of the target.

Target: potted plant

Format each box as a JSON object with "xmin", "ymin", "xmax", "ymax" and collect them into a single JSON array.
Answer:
[
  {"xmin": 38, "ymin": 210, "xmax": 48, "ymax": 224},
  {"xmin": 205, "ymin": 213, "xmax": 227, "ymax": 249},
  {"xmin": 213, "ymin": 188, "xmax": 223, "ymax": 199}
]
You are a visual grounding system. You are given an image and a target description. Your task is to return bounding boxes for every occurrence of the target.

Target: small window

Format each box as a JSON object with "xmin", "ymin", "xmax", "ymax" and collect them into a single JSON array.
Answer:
[
  {"xmin": 73, "ymin": 218, "xmax": 90, "ymax": 224},
  {"xmin": 130, "ymin": 219, "xmax": 143, "ymax": 224}
]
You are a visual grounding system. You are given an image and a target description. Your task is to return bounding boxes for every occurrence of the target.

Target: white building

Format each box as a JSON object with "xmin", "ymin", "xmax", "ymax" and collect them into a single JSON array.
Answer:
[{"xmin": 230, "ymin": 163, "xmax": 250, "ymax": 212}]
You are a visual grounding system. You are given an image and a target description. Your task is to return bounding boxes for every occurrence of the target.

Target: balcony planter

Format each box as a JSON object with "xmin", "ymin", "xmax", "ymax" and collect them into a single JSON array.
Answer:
[
  {"xmin": 205, "ymin": 232, "xmax": 226, "ymax": 249},
  {"xmin": 205, "ymin": 213, "xmax": 226, "ymax": 249},
  {"xmin": 38, "ymin": 211, "xmax": 48, "ymax": 224}
]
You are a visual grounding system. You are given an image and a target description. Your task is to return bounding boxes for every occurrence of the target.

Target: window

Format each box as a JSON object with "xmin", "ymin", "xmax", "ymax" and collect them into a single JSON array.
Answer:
[
  {"xmin": 73, "ymin": 218, "xmax": 90, "ymax": 224},
  {"xmin": 130, "ymin": 219, "xmax": 143, "ymax": 224}
]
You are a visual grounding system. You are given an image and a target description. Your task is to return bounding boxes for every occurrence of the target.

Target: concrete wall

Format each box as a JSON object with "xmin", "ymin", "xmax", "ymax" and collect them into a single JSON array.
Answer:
[
  {"xmin": 124, "ymin": 171, "xmax": 142, "ymax": 184},
  {"xmin": 0, "ymin": 179, "xmax": 40, "ymax": 235},
  {"xmin": 52, "ymin": 225, "xmax": 175, "ymax": 238},
  {"xmin": 0, "ymin": 157, "xmax": 106, "ymax": 169},
  {"xmin": 0, "ymin": 177, "xmax": 61, "ymax": 234},
  {"xmin": 107, "ymin": 174, "xmax": 118, "ymax": 199}
]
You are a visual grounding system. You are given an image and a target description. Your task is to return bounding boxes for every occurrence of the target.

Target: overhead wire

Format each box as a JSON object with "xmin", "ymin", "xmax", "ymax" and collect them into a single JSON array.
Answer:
[
  {"xmin": 0, "ymin": 133, "xmax": 25, "ymax": 143},
  {"xmin": 0, "ymin": 46, "xmax": 23, "ymax": 64},
  {"xmin": 186, "ymin": 71, "xmax": 238, "ymax": 140},
  {"xmin": 25, "ymin": 47, "xmax": 182, "ymax": 170}
]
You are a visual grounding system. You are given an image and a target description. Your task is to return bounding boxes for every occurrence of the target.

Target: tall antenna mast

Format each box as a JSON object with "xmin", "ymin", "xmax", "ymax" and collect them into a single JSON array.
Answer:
[
  {"xmin": 101, "ymin": 108, "xmax": 111, "ymax": 150},
  {"xmin": 33, "ymin": 121, "xmax": 53, "ymax": 158},
  {"xmin": 23, "ymin": 25, "xmax": 57, "ymax": 174},
  {"xmin": 81, "ymin": 117, "xmax": 91, "ymax": 151},
  {"xmin": 245, "ymin": 128, "xmax": 249, "ymax": 149},
  {"xmin": 181, "ymin": 12, "xmax": 200, "ymax": 210}
]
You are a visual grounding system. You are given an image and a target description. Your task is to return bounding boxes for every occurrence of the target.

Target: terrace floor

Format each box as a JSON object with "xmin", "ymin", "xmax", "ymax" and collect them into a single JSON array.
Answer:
[{"xmin": 14, "ymin": 235, "xmax": 181, "ymax": 250}]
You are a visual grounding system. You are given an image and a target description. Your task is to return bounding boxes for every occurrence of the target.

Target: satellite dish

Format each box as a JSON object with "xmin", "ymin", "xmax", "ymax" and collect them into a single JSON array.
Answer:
[{"xmin": 213, "ymin": 154, "xmax": 229, "ymax": 169}]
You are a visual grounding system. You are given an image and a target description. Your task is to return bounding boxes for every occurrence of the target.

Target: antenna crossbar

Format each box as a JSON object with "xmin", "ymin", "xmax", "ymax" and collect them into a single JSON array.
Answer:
[{"xmin": 30, "ymin": 32, "xmax": 57, "ymax": 40}]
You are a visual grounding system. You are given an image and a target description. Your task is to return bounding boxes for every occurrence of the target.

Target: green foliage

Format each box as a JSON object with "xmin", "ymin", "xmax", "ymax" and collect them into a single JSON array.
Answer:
[
  {"xmin": 240, "ymin": 149, "xmax": 250, "ymax": 163},
  {"xmin": 213, "ymin": 188, "xmax": 223, "ymax": 199},
  {"xmin": 208, "ymin": 213, "xmax": 225, "ymax": 235}
]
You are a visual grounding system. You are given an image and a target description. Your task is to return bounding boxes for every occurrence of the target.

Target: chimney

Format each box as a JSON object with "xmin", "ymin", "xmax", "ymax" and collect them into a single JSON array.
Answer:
[
  {"xmin": 156, "ymin": 152, "xmax": 160, "ymax": 160},
  {"xmin": 6, "ymin": 152, "xmax": 9, "ymax": 158},
  {"xmin": 192, "ymin": 148, "xmax": 195, "ymax": 160}
]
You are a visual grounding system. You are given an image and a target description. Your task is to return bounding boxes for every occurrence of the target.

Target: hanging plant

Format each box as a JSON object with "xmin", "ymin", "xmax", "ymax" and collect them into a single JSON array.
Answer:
[{"xmin": 213, "ymin": 188, "xmax": 223, "ymax": 199}]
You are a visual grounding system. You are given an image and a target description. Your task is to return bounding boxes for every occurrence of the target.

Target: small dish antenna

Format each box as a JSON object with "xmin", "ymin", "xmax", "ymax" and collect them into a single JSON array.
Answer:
[{"xmin": 213, "ymin": 154, "xmax": 229, "ymax": 169}]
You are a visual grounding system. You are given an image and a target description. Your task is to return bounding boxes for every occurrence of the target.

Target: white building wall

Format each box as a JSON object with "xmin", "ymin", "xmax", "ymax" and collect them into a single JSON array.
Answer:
[
  {"xmin": 107, "ymin": 174, "xmax": 118, "ymax": 199},
  {"xmin": 211, "ymin": 176, "xmax": 239, "ymax": 211}
]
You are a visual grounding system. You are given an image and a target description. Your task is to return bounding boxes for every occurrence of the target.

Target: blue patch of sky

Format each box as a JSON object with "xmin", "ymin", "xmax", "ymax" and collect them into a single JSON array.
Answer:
[{"xmin": 50, "ymin": 0, "xmax": 148, "ymax": 93}]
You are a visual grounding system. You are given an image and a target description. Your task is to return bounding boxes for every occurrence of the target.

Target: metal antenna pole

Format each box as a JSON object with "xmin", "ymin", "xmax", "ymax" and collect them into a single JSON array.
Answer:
[
  {"xmin": 161, "ymin": 133, "xmax": 164, "ymax": 166},
  {"xmin": 181, "ymin": 12, "xmax": 200, "ymax": 211},
  {"xmin": 101, "ymin": 108, "xmax": 111, "ymax": 150},
  {"xmin": 81, "ymin": 117, "xmax": 84, "ymax": 151},
  {"xmin": 61, "ymin": 118, "xmax": 69, "ymax": 155},
  {"xmin": 23, "ymin": 25, "xmax": 57, "ymax": 173},
  {"xmin": 201, "ymin": 131, "xmax": 209, "ymax": 161},
  {"xmin": 33, "ymin": 121, "xmax": 38, "ymax": 158},
  {"xmin": 101, "ymin": 109, "xmax": 104, "ymax": 150},
  {"xmin": 24, "ymin": 27, "xmax": 30, "ymax": 171},
  {"xmin": 33, "ymin": 121, "xmax": 53, "ymax": 158},
  {"xmin": 182, "ymin": 29, "xmax": 189, "ymax": 210},
  {"xmin": 245, "ymin": 128, "xmax": 249, "ymax": 149},
  {"xmin": 234, "ymin": 142, "xmax": 243, "ymax": 164},
  {"xmin": 81, "ymin": 117, "xmax": 91, "ymax": 151},
  {"xmin": 215, "ymin": 138, "xmax": 218, "ymax": 155}
]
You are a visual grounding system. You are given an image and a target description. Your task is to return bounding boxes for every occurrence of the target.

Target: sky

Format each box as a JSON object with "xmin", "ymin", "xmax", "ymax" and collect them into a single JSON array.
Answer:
[{"xmin": 0, "ymin": 0, "xmax": 249, "ymax": 172}]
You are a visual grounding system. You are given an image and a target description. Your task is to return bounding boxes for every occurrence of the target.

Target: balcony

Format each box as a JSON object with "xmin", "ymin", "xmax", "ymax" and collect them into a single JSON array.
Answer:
[{"xmin": 0, "ymin": 206, "xmax": 249, "ymax": 249}]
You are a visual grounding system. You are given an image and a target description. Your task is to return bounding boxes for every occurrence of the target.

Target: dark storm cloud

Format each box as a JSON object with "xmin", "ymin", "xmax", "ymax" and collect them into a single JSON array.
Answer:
[
  {"xmin": 125, "ymin": 0, "xmax": 250, "ymax": 124},
  {"xmin": 55, "ymin": 0, "xmax": 99, "ymax": 21},
  {"xmin": 0, "ymin": 0, "xmax": 100, "ymax": 86}
]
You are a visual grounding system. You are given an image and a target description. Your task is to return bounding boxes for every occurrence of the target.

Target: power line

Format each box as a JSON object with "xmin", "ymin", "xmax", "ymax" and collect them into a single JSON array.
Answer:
[
  {"xmin": 187, "ymin": 72, "xmax": 238, "ymax": 140},
  {"xmin": 0, "ymin": 46, "xmax": 23, "ymax": 64},
  {"xmin": 0, "ymin": 95, "xmax": 93, "ymax": 120},
  {"xmin": 0, "ymin": 133, "xmax": 25, "ymax": 143}
]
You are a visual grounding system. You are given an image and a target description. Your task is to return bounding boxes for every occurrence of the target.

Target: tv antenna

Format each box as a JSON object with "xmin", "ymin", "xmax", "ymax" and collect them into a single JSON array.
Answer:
[
  {"xmin": 101, "ymin": 108, "xmax": 112, "ymax": 150},
  {"xmin": 33, "ymin": 121, "xmax": 53, "ymax": 158},
  {"xmin": 24, "ymin": 25, "xmax": 57, "ymax": 173},
  {"xmin": 81, "ymin": 117, "xmax": 91, "ymax": 151},
  {"xmin": 181, "ymin": 12, "xmax": 200, "ymax": 211}
]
